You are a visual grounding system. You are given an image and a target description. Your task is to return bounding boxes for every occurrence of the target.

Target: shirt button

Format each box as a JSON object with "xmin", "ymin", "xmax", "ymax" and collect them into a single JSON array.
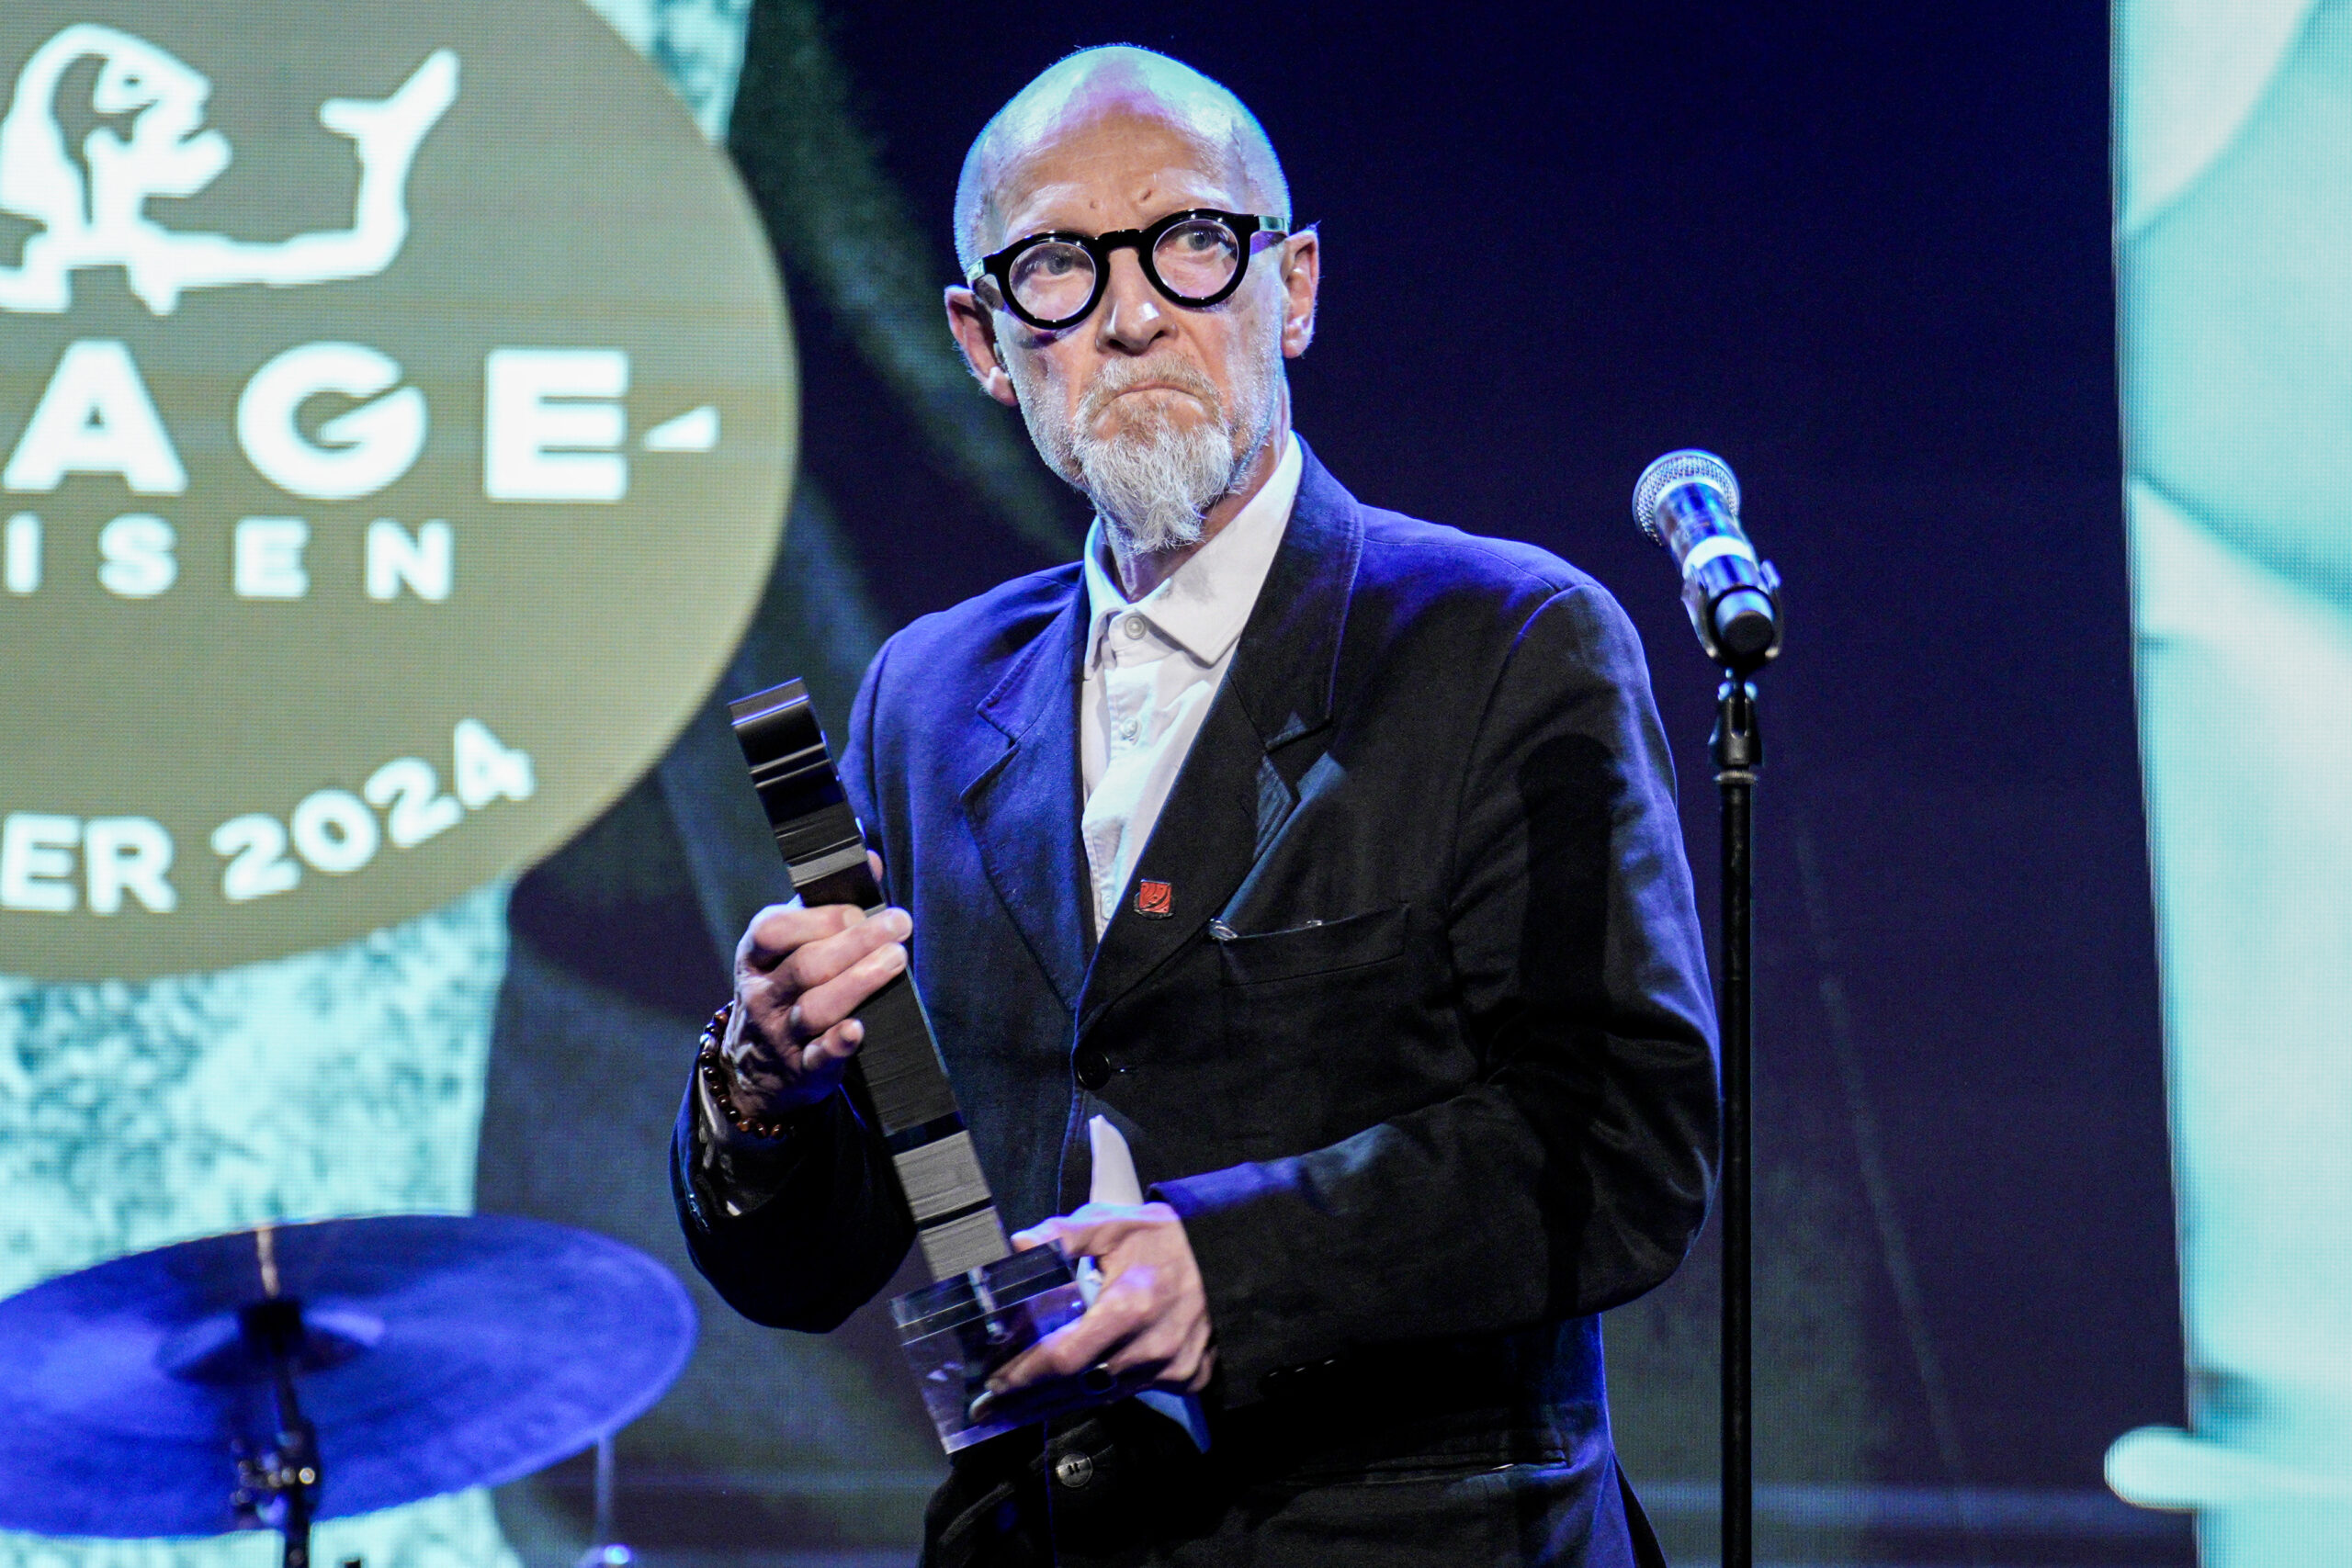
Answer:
[
  {"xmin": 1054, "ymin": 1451, "xmax": 1097, "ymax": 1489},
  {"xmin": 1073, "ymin": 1044, "xmax": 1114, "ymax": 1090},
  {"xmin": 1116, "ymin": 718, "xmax": 1140, "ymax": 743},
  {"xmin": 1123, "ymin": 615, "xmax": 1146, "ymax": 639}
]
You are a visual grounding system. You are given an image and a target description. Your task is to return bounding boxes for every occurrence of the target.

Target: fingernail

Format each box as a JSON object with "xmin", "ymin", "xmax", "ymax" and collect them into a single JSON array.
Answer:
[
  {"xmin": 985, "ymin": 1375, "xmax": 1008, "ymax": 1395},
  {"xmin": 888, "ymin": 909, "xmax": 912, "ymax": 937}
]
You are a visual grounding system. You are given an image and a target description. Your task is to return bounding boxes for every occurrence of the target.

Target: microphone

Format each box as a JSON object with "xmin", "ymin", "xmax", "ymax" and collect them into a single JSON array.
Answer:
[{"xmin": 1632, "ymin": 449, "xmax": 1781, "ymax": 667}]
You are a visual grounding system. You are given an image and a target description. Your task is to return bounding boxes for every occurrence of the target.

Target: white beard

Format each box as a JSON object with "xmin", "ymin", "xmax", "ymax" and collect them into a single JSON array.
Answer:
[
  {"xmin": 1012, "ymin": 321, "xmax": 1283, "ymax": 558},
  {"xmin": 1074, "ymin": 400, "xmax": 1227, "ymax": 554}
]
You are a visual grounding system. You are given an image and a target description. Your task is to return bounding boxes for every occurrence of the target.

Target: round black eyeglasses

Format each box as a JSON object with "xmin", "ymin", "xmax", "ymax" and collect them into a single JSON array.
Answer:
[{"xmin": 966, "ymin": 209, "xmax": 1288, "ymax": 331}]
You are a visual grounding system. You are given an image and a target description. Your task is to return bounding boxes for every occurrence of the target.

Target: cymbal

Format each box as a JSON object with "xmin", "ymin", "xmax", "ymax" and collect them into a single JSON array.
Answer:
[{"xmin": 0, "ymin": 1214, "xmax": 696, "ymax": 1538}]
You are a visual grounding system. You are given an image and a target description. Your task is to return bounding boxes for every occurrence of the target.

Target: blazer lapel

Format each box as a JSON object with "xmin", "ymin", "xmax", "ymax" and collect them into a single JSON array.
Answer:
[
  {"xmin": 1074, "ymin": 445, "xmax": 1364, "ymax": 1039},
  {"xmin": 961, "ymin": 585, "xmax": 1091, "ymax": 1013}
]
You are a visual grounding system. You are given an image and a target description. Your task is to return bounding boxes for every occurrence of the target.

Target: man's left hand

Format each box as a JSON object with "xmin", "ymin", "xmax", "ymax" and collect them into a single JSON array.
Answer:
[{"xmin": 978, "ymin": 1201, "xmax": 1214, "ymax": 1419}]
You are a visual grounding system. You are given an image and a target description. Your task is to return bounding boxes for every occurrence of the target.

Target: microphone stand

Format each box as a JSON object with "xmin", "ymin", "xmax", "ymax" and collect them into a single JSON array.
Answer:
[
  {"xmin": 1629, "ymin": 448, "xmax": 1779, "ymax": 1568},
  {"xmin": 1712, "ymin": 668, "xmax": 1763, "ymax": 1568}
]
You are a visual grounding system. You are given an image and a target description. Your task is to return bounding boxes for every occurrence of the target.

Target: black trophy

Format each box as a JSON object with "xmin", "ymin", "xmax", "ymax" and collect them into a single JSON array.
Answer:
[{"xmin": 729, "ymin": 679, "xmax": 1091, "ymax": 1451}]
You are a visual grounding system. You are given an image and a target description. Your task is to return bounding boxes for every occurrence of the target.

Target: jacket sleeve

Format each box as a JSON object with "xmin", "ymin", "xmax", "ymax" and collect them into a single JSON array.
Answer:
[
  {"xmin": 667, "ymin": 643, "xmax": 916, "ymax": 1331},
  {"xmin": 1154, "ymin": 583, "xmax": 1721, "ymax": 1393},
  {"xmin": 670, "ymin": 1077, "xmax": 914, "ymax": 1330}
]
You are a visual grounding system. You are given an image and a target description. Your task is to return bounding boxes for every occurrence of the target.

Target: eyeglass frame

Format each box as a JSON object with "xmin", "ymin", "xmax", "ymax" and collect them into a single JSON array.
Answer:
[{"xmin": 964, "ymin": 209, "xmax": 1290, "ymax": 331}]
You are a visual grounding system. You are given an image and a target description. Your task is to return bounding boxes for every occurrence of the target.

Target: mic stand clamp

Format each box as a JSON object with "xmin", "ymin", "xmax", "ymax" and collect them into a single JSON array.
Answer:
[{"xmin": 1690, "ymin": 560, "xmax": 1783, "ymax": 670}]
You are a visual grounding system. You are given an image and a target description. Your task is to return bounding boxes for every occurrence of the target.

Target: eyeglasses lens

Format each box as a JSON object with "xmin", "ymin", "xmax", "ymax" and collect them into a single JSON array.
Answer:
[
  {"xmin": 1151, "ymin": 218, "xmax": 1241, "ymax": 300},
  {"xmin": 1008, "ymin": 241, "xmax": 1096, "ymax": 324}
]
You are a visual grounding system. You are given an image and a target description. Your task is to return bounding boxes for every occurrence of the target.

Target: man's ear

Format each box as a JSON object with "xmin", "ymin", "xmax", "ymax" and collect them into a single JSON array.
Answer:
[
  {"xmin": 944, "ymin": 286, "xmax": 1022, "ymax": 408},
  {"xmin": 1278, "ymin": 229, "xmax": 1320, "ymax": 358}
]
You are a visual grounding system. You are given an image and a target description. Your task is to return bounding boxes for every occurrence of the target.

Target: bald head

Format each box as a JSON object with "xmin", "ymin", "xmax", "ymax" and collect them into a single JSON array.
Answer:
[{"xmin": 954, "ymin": 46, "xmax": 1289, "ymax": 271}]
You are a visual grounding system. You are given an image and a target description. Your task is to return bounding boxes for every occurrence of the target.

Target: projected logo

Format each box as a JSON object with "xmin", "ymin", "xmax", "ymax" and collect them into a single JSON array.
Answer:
[
  {"xmin": 0, "ymin": 3, "xmax": 796, "ymax": 980},
  {"xmin": 0, "ymin": 27, "xmax": 456, "ymax": 314}
]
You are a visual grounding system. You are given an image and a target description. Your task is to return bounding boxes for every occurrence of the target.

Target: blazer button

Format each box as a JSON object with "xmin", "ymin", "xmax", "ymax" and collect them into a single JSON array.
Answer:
[{"xmin": 1073, "ymin": 1044, "xmax": 1113, "ymax": 1090}]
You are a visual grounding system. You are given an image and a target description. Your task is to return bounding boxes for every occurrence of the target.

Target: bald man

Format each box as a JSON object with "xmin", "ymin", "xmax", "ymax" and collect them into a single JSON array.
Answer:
[{"xmin": 673, "ymin": 47, "xmax": 1717, "ymax": 1568}]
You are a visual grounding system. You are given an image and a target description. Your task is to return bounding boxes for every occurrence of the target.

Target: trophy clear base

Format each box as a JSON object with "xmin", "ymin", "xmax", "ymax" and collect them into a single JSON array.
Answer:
[{"xmin": 891, "ymin": 1247, "xmax": 1091, "ymax": 1452}]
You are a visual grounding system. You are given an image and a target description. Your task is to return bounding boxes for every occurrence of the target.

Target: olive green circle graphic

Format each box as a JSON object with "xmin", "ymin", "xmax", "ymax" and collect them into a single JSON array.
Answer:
[{"xmin": 0, "ymin": 3, "xmax": 796, "ymax": 980}]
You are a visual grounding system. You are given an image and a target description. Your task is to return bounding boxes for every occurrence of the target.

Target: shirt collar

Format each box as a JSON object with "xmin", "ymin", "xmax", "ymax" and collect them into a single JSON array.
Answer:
[{"xmin": 1081, "ymin": 432, "xmax": 1302, "ymax": 669}]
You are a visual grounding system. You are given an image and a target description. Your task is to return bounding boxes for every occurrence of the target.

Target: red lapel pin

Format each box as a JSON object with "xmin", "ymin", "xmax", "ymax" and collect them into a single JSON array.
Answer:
[{"xmin": 1135, "ymin": 879, "xmax": 1174, "ymax": 919}]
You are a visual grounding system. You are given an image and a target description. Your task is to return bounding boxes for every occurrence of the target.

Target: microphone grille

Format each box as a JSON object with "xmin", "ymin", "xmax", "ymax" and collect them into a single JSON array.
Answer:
[{"xmin": 1633, "ymin": 449, "xmax": 1741, "ymax": 545}]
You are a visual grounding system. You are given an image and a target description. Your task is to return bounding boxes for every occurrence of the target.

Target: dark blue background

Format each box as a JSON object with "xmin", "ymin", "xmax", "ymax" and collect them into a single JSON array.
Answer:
[{"xmin": 786, "ymin": 0, "xmax": 2177, "ymax": 1497}]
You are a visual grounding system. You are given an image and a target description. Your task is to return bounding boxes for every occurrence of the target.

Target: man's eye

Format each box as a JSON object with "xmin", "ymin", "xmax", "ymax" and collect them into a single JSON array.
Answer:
[{"xmin": 1014, "ymin": 245, "xmax": 1084, "ymax": 281}]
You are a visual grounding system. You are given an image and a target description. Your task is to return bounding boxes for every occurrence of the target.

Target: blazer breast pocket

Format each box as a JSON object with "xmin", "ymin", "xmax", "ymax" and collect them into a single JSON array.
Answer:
[{"xmin": 1215, "ymin": 903, "xmax": 1411, "ymax": 987}]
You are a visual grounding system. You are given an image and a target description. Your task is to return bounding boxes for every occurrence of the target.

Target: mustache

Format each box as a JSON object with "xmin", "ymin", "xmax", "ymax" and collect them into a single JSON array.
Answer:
[{"xmin": 1076, "ymin": 357, "xmax": 1226, "ymax": 431}]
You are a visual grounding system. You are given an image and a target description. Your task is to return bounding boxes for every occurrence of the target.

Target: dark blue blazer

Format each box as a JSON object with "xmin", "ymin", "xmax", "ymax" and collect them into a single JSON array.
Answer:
[{"xmin": 674, "ymin": 446, "xmax": 1718, "ymax": 1564}]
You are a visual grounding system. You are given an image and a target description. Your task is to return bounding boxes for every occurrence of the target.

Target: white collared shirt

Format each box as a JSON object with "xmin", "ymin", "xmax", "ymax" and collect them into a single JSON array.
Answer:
[{"xmin": 1078, "ymin": 434, "xmax": 1302, "ymax": 937}]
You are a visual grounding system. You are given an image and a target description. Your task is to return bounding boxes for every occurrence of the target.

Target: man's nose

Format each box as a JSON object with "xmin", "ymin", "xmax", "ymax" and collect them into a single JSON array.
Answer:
[{"xmin": 1096, "ymin": 247, "xmax": 1169, "ymax": 354}]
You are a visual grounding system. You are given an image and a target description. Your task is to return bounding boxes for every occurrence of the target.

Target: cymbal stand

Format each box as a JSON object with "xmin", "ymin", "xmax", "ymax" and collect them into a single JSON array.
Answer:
[
  {"xmin": 232, "ymin": 1299, "xmax": 322, "ymax": 1568},
  {"xmin": 575, "ymin": 1432, "xmax": 635, "ymax": 1568}
]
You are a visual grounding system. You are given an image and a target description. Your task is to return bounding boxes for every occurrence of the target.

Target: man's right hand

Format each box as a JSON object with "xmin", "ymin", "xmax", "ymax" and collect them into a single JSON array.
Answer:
[{"xmin": 722, "ymin": 886, "xmax": 911, "ymax": 1123}]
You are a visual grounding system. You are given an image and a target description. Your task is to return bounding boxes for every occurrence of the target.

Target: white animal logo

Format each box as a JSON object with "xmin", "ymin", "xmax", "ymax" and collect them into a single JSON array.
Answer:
[{"xmin": 0, "ymin": 26, "xmax": 457, "ymax": 315}]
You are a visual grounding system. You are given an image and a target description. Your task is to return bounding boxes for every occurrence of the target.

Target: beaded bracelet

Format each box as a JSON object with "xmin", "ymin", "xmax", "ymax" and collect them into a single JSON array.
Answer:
[{"xmin": 695, "ymin": 999, "xmax": 797, "ymax": 1142}]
